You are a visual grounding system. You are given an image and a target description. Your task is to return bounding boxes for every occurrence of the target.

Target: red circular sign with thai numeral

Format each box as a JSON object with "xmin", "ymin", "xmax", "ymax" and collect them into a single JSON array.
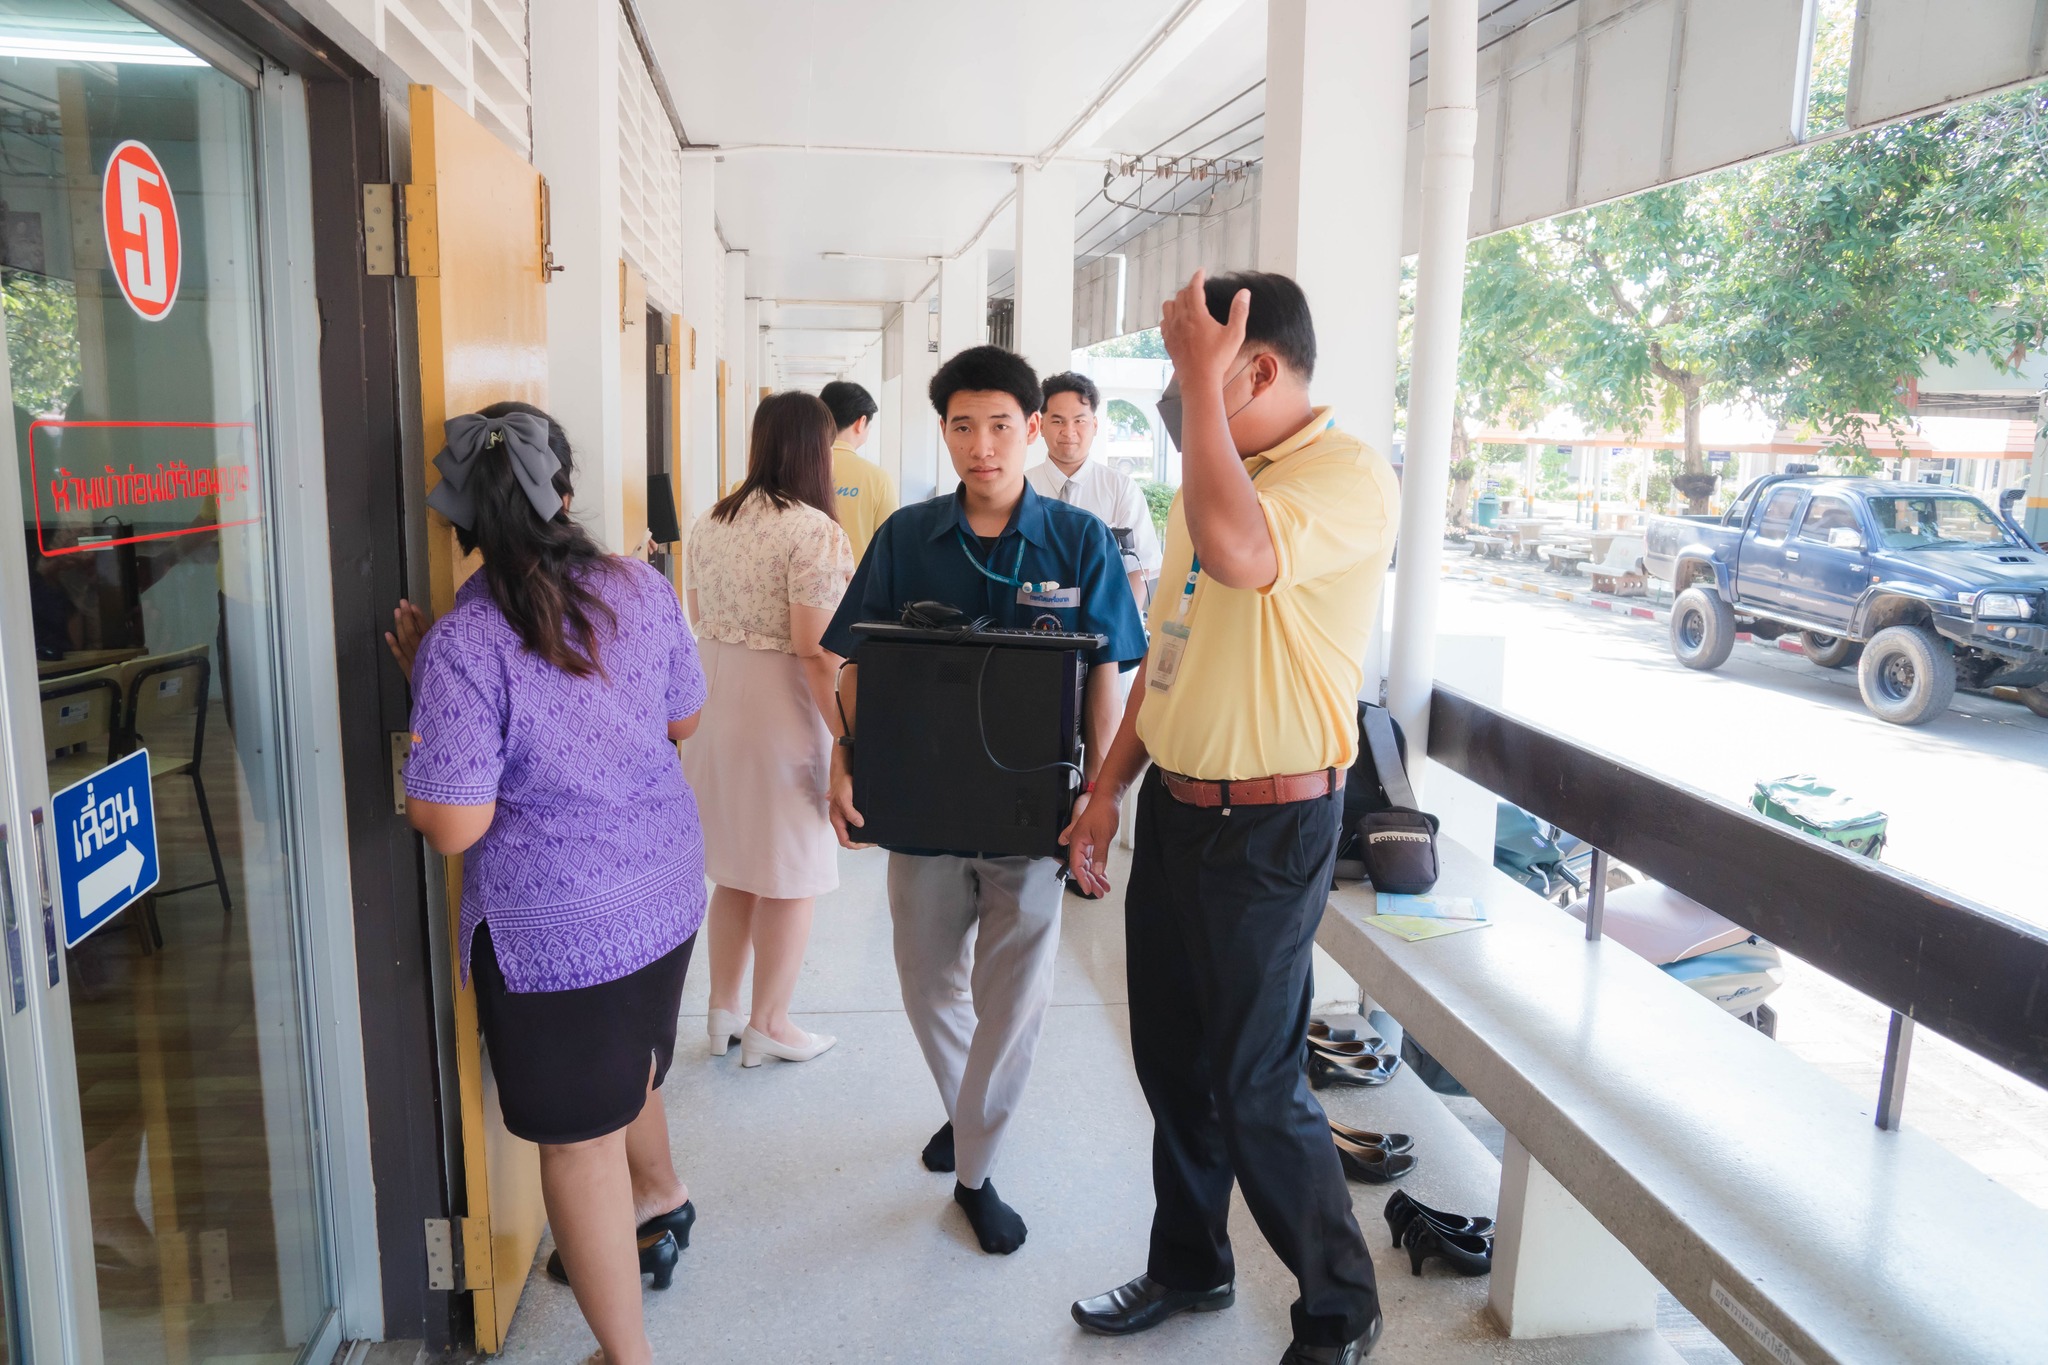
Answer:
[{"xmin": 101, "ymin": 140, "xmax": 181, "ymax": 322}]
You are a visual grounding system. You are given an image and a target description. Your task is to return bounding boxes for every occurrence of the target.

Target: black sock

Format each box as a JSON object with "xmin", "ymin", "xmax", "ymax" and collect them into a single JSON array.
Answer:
[
  {"xmin": 922, "ymin": 1121, "xmax": 955, "ymax": 1173},
  {"xmin": 954, "ymin": 1180, "xmax": 1026, "ymax": 1255}
]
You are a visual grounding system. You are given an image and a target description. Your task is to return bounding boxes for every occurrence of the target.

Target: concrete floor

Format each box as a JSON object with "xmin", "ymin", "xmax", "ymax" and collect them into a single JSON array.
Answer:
[{"xmin": 494, "ymin": 847, "xmax": 1682, "ymax": 1364}]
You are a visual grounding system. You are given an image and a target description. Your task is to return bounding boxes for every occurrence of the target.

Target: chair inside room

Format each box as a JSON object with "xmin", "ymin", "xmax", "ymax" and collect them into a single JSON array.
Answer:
[{"xmin": 119, "ymin": 644, "xmax": 231, "ymax": 917}]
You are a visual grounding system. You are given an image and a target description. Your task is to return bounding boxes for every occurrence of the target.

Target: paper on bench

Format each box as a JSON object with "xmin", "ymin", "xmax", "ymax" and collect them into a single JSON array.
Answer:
[{"xmin": 1368, "ymin": 893, "xmax": 1492, "ymax": 942}]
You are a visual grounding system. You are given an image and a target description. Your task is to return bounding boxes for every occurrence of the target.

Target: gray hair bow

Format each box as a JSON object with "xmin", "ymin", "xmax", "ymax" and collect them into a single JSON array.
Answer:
[{"xmin": 427, "ymin": 411, "xmax": 563, "ymax": 530}]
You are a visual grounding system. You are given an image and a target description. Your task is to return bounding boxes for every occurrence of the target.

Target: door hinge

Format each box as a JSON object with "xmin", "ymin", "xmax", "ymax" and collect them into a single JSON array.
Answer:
[
  {"xmin": 425, "ymin": 1216, "xmax": 465, "ymax": 1291},
  {"xmin": 390, "ymin": 732, "xmax": 411, "ymax": 816},
  {"xmin": 653, "ymin": 343, "xmax": 668, "ymax": 375},
  {"xmin": 364, "ymin": 183, "xmax": 438, "ymax": 277},
  {"xmin": 363, "ymin": 183, "xmax": 396, "ymax": 275}
]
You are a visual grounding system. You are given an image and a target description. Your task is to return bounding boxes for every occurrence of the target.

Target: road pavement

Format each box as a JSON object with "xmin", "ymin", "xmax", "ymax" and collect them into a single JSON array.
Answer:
[{"xmin": 1427, "ymin": 570, "xmax": 2048, "ymax": 1208}]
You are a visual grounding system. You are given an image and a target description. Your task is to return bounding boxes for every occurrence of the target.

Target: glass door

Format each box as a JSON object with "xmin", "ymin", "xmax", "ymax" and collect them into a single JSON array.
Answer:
[{"xmin": 0, "ymin": 2, "xmax": 334, "ymax": 1360}]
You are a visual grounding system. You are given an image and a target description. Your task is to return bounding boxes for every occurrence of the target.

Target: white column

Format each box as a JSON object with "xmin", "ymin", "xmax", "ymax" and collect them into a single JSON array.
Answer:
[
  {"xmin": 1259, "ymin": 0, "xmax": 1411, "ymax": 698},
  {"xmin": 1385, "ymin": 0, "xmax": 1481, "ymax": 775},
  {"xmin": 880, "ymin": 303, "xmax": 909, "ymax": 488},
  {"xmin": 722, "ymin": 252, "xmax": 748, "ymax": 488},
  {"xmin": 1013, "ymin": 163, "xmax": 1075, "ymax": 380},
  {"xmin": 1489, "ymin": 1136, "xmax": 1660, "ymax": 1337},
  {"xmin": 530, "ymin": 0, "xmax": 624, "ymax": 549},
  {"xmin": 937, "ymin": 247, "xmax": 988, "ymax": 363},
  {"xmin": 900, "ymin": 288, "xmax": 942, "ymax": 501},
  {"xmin": 678, "ymin": 159, "xmax": 721, "ymax": 523}
]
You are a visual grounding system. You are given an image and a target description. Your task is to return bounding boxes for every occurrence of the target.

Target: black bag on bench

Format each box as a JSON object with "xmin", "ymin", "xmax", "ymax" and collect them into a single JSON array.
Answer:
[{"xmin": 1333, "ymin": 703, "xmax": 1440, "ymax": 893}]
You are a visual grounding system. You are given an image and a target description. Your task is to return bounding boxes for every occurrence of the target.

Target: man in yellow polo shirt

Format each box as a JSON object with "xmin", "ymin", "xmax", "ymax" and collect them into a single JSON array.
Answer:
[
  {"xmin": 820, "ymin": 380, "xmax": 898, "ymax": 561},
  {"xmin": 1065, "ymin": 271, "xmax": 1398, "ymax": 1365}
]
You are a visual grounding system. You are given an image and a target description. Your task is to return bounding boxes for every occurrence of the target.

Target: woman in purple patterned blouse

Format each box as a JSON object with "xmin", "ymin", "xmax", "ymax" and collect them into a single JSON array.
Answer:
[{"xmin": 389, "ymin": 403, "xmax": 702, "ymax": 1365}]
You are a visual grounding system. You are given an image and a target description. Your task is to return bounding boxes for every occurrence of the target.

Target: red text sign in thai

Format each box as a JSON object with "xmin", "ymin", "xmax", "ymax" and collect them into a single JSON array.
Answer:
[
  {"xmin": 101, "ymin": 140, "xmax": 181, "ymax": 322},
  {"xmin": 28, "ymin": 421, "xmax": 261, "ymax": 557}
]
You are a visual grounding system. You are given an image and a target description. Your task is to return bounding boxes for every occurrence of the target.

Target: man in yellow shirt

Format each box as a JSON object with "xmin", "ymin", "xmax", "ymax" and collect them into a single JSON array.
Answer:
[
  {"xmin": 1065, "ymin": 271, "xmax": 1398, "ymax": 1365},
  {"xmin": 820, "ymin": 380, "xmax": 898, "ymax": 561}
]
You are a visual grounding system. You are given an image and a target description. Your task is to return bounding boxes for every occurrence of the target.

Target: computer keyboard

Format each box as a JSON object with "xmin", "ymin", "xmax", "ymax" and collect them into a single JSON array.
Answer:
[{"xmin": 852, "ymin": 621, "xmax": 1107, "ymax": 652}]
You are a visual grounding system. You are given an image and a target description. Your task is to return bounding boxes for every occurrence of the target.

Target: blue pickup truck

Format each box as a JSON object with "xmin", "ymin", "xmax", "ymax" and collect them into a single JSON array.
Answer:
[{"xmin": 1644, "ymin": 476, "xmax": 2048, "ymax": 725}]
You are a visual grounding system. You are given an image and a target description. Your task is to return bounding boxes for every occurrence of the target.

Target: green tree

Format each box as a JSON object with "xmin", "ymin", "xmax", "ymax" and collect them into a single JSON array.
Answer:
[
  {"xmin": 1104, "ymin": 397, "xmax": 1150, "ymax": 439},
  {"xmin": 2, "ymin": 271, "xmax": 81, "ymax": 416},
  {"xmin": 1458, "ymin": 84, "xmax": 2048, "ymax": 512},
  {"xmin": 1087, "ymin": 328, "xmax": 1168, "ymax": 360}
]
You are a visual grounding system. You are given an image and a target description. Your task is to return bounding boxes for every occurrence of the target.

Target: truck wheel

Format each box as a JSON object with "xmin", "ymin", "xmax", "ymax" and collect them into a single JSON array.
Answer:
[
  {"xmin": 1857, "ymin": 625, "xmax": 1957, "ymax": 725},
  {"xmin": 1801, "ymin": 632, "xmax": 1859, "ymax": 669},
  {"xmin": 2020, "ymin": 686, "xmax": 2048, "ymax": 720},
  {"xmin": 1671, "ymin": 587, "xmax": 1736, "ymax": 670}
]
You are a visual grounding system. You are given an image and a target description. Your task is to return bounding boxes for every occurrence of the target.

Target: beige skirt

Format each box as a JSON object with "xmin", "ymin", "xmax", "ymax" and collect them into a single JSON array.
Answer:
[{"xmin": 682, "ymin": 637, "xmax": 839, "ymax": 900}]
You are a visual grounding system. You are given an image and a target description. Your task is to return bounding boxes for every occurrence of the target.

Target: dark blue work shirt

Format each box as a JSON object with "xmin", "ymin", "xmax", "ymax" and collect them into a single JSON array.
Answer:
[{"xmin": 823, "ymin": 483, "xmax": 1148, "ymax": 668}]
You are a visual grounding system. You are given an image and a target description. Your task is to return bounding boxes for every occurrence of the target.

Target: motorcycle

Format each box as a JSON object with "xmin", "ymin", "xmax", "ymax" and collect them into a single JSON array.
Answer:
[{"xmin": 1494, "ymin": 801, "xmax": 1781, "ymax": 1035}]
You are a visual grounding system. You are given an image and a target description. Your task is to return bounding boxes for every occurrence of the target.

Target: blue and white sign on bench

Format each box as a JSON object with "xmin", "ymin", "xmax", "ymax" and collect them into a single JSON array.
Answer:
[{"xmin": 50, "ymin": 749, "xmax": 159, "ymax": 948}]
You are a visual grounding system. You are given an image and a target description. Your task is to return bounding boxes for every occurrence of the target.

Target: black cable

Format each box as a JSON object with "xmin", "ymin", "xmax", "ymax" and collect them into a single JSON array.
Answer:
[{"xmin": 974, "ymin": 646, "xmax": 1083, "ymax": 786}]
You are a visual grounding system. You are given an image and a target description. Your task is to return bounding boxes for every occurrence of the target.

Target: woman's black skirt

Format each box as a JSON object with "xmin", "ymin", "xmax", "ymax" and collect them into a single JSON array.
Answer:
[{"xmin": 471, "ymin": 922, "xmax": 696, "ymax": 1145}]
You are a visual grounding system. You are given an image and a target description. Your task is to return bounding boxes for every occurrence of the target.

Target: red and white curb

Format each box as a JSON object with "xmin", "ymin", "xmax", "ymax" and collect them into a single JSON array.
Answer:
[{"xmin": 1442, "ymin": 562, "xmax": 1805, "ymax": 655}]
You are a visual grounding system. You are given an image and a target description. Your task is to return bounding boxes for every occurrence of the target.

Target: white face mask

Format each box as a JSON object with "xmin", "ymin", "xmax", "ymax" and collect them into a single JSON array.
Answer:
[{"xmin": 1156, "ymin": 358, "xmax": 1256, "ymax": 451}]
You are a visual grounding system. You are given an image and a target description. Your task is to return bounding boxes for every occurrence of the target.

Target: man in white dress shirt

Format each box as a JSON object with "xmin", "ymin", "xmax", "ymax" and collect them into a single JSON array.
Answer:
[{"xmin": 1025, "ymin": 371, "xmax": 1163, "ymax": 611}]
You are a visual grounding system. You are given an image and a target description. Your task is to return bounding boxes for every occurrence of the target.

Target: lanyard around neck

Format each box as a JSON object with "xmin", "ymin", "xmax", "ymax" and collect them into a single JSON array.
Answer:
[{"xmin": 955, "ymin": 529, "xmax": 1033, "ymax": 591}]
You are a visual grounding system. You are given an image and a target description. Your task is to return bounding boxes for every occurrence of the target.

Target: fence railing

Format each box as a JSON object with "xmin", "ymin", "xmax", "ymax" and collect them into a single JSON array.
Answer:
[{"xmin": 1425, "ymin": 686, "xmax": 2048, "ymax": 1101}]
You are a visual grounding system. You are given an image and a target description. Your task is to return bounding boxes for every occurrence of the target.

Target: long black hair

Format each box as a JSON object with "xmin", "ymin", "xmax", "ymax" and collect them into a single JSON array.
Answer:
[
  {"xmin": 459, "ymin": 400, "xmax": 618, "ymax": 678},
  {"xmin": 710, "ymin": 391, "xmax": 839, "ymax": 525}
]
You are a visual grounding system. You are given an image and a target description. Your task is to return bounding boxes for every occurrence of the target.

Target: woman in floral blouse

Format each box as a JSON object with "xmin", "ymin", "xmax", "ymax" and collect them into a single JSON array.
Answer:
[{"xmin": 684, "ymin": 392, "xmax": 855, "ymax": 1068}]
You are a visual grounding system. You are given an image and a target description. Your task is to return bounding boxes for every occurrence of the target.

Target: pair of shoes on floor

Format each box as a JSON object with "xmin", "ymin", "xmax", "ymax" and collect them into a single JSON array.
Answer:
[
  {"xmin": 1330, "ymin": 1121, "xmax": 1416, "ymax": 1184},
  {"xmin": 1385, "ymin": 1190, "xmax": 1493, "ymax": 1276},
  {"xmin": 1307, "ymin": 1018, "xmax": 1357, "ymax": 1044},
  {"xmin": 544, "ymin": 1201, "xmax": 696, "ymax": 1290},
  {"xmin": 707, "ymin": 1010, "xmax": 838, "ymax": 1066},
  {"xmin": 1307, "ymin": 1045, "xmax": 1401, "ymax": 1090},
  {"xmin": 1074, "ymin": 1276, "xmax": 1382, "ymax": 1362},
  {"xmin": 1279, "ymin": 1312, "xmax": 1383, "ymax": 1364}
]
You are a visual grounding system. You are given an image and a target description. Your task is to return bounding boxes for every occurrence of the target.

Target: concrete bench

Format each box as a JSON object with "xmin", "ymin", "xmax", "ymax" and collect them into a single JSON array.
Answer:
[
  {"xmin": 1318, "ymin": 839, "xmax": 2048, "ymax": 1364},
  {"xmin": 1540, "ymin": 545, "xmax": 1592, "ymax": 575},
  {"xmin": 1468, "ymin": 534, "xmax": 1510, "ymax": 559}
]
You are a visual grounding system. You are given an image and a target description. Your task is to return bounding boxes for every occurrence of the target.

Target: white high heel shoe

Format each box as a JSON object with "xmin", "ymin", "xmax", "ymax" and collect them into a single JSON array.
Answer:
[
  {"xmin": 739, "ymin": 1025, "xmax": 837, "ymax": 1068},
  {"xmin": 707, "ymin": 1008, "xmax": 745, "ymax": 1057}
]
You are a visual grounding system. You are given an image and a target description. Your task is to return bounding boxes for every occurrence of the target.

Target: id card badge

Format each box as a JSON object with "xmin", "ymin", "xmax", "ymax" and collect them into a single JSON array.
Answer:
[
  {"xmin": 1148, "ymin": 621, "xmax": 1192, "ymax": 692},
  {"xmin": 1017, "ymin": 585, "xmax": 1081, "ymax": 609}
]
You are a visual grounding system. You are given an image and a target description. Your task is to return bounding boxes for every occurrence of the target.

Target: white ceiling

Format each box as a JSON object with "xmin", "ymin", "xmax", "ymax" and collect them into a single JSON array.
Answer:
[{"xmin": 638, "ymin": 0, "xmax": 1446, "ymax": 384}]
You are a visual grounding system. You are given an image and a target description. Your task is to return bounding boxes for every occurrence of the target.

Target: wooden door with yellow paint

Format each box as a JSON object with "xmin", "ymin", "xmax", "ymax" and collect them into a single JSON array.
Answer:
[{"xmin": 407, "ymin": 84, "xmax": 549, "ymax": 1352}]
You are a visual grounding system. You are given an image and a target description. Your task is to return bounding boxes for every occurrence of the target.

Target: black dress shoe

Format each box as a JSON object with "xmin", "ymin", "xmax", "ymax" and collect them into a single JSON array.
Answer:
[
  {"xmin": 1332, "ymin": 1133, "xmax": 1417, "ymax": 1184},
  {"xmin": 1307, "ymin": 1020, "xmax": 1358, "ymax": 1043},
  {"xmin": 1279, "ymin": 1311, "xmax": 1382, "ymax": 1363},
  {"xmin": 1071, "ymin": 1273, "xmax": 1234, "ymax": 1336},
  {"xmin": 1383, "ymin": 1190, "xmax": 1492, "ymax": 1249},
  {"xmin": 1403, "ymin": 1219, "xmax": 1492, "ymax": 1276},
  {"xmin": 1328, "ymin": 1120, "xmax": 1413, "ymax": 1155},
  {"xmin": 546, "ymin": 1230, "xmax": 680, "ymax": 1289},
  {"xmin": 1307, "ymin": 1052, "xmax": 1401, "ymax": 1090}
]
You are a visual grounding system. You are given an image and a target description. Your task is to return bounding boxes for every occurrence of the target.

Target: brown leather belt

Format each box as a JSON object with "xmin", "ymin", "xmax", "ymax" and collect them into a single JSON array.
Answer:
[{"xmin": 1159, "ymin": 767, "xmax": 1345, "ymax": 808}]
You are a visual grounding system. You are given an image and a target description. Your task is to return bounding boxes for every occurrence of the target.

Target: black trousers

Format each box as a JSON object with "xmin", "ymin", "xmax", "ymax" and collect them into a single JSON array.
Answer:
[{"xmin": 1126, "ymin": 768, "xmax": 1378, "ymax": 1346}]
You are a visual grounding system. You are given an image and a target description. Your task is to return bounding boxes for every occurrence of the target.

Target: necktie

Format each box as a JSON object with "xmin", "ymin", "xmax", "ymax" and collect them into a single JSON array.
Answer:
[{"xmin": 1060, "ymin": 477, "xmax": 1077, "ymax": 505}]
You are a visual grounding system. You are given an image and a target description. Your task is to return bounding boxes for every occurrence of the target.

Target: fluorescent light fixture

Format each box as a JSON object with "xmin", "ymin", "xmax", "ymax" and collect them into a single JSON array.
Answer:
[
  {"xmin": 0, "ymin": 31, "xmax": 205, "ymax": 67},
  {"xmin": 821, "ymin": 251, "xmax": 941, "ymax": 264}
]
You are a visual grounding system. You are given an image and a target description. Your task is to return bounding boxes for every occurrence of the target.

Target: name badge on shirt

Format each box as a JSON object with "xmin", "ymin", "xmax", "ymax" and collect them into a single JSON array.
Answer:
[
  {"xmin": 1148, "ymin": 621, "xmax": 1191, "ymax": 692},
  {"xmin": 1017, "ymin": 586, "xmax": 1081, "ymax": 609}
]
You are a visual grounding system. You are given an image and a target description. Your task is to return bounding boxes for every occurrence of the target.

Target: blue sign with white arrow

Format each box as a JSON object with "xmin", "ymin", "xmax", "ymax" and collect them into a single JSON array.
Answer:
[{"xmin": 50, "ymin": 749, "xmax": 159, "ymax": 948}]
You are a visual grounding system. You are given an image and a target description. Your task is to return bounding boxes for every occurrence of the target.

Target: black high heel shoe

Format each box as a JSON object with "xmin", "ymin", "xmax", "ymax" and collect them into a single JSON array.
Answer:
[
  {"xmin": 1332, "ymin": 1132, "xmax": 1417, "ymax": 1184},
  {"xmin": 1307, "ymin": 1051, "xmax": 1401, "ymax": 1090},
  {"xmin": 546, "ymin": 1215, "xmax": 690, "ymax": 1288},
  {"xmin": 1402, "ymin": 1218, "xmax": 1492, "ymax": 1277},
  {"xmin": 1306, "ymin": 1036, "xmax": 1388, "ymax": 1060},
  {"xmin": 1383, "ymin": 1190, "xmax": 1494, "ymax": 1249},
  {"xmin": 1328, "ymin": 1120, "xmax": 1412, "ymax": 1155},
  {"xmin": 638, "ymin": 1200, "xmax": 695, "ymax": 1249}
]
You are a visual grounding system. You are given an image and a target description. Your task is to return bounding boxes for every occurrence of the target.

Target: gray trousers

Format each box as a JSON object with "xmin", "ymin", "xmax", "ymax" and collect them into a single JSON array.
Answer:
[{"xmin": 887, "ymin": 853, "xmax": 1063, "ymax": 1189}]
